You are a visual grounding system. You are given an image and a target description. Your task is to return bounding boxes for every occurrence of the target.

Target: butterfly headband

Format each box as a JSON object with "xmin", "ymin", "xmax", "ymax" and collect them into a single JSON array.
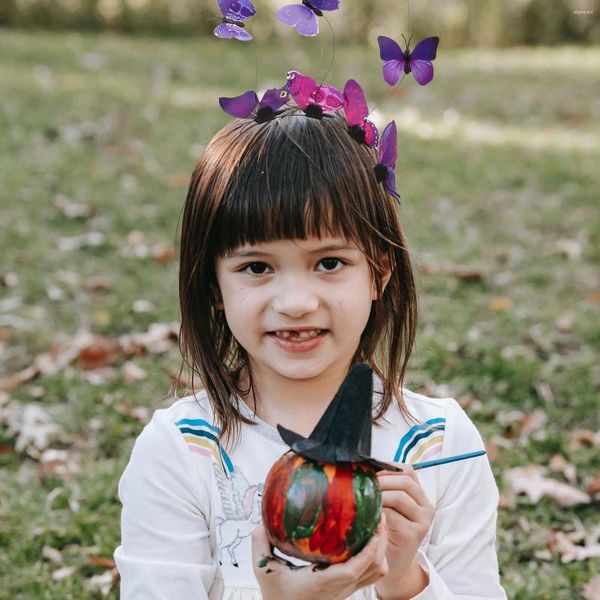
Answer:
[{"xmin": 213, "ymin": 0, "xmax": 440, "ymax": 204}]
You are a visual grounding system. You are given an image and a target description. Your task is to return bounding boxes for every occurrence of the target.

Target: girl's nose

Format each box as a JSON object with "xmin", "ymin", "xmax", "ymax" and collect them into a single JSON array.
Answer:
[{"xmin": 271, "ymin": 280, "xmax": 319, "ymax": 317}]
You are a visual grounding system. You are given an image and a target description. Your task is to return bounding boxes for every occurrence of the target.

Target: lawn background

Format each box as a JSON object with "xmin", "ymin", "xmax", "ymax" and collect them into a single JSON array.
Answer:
[{"xmin": 1, "ymin": 27, "xmax": 599, "ymax": 599}]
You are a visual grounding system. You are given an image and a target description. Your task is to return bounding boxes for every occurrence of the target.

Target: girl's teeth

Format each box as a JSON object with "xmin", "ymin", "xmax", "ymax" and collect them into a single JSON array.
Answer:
[{"xmin": 274, "ymin": 329, "xmax": 323, "ymax": 340}]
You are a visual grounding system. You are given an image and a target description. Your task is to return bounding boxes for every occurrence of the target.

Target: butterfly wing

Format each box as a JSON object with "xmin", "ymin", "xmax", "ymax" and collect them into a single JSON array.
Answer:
[
  {"xmin": 363, "ymin": 120, "xmax": 379, "ymax": 148},
  {"xmin": 409, "ymin": 60, "xmax": 434, "ymax": 85},
  {"xmin": 309, "ymin": 0, "xmax": 341, "ymax": 10},
  {"xmin": 378, "ymin": 35, "xmax": 403, "ymax": 61},
  {"xmin": 312, "ymin": 83, "xmax": 344, "ymax": 112},
  {"xmin": 379, "ymin": 121, "xmax": 397, "ymax": 170},
  {"xmin": 343, "ymin": 79, "xmax": 369, "ymax": 127},
  {"xmin": 259, "ymin": 87, "xmax": 290, "ymax": 111},
  {"xmin": 408, "ymin": 37, "xmax": 439, "ymax": 85},
  {"xmin": 378, "ymin": 121, "xmax": 400, "ymax": 200},
  {"xmin": 287, "ymin": 70, "xmax": 317, "ymax": 109},
  {"xmin": 276, "ymin": 5, "xmax": 319, "ymax": 36},
  {"xmin": 410, "ymin": 36, "xmax": 439, "ymax": 61},
  {"xmin": 378, "ymin": 36, "xmax": 405, "ymax": 86},
  {"xmin": 218, "ymin": 0, "xmax": 256, "ymax": 20},
  {"xmin": 385, "ymin": 171, "xmax": 400, "ymax": 200},
  {"xmin": 214, "ymin": 22, "xmax": 253, "ymax": 41},
  {"xmin": 219, "ymin": 90, "xmax": 259, "ymax": 118}
]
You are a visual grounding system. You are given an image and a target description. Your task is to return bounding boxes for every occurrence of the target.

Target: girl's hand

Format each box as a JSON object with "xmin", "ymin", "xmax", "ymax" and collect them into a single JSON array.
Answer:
[
  {"xmin": 375, "ymin": 465, "xmax": 435, "ymax": 593},
  {"xmin": 251, "ymin": 513, "xmax": 390, "ymax": 600}
]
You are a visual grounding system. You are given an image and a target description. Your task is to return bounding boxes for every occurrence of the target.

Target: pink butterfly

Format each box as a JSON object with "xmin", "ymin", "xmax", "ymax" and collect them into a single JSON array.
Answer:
[
  {"xmin": 286, "ymin": 70, "xmax": 344, "ymax": 118},
  {"xmin": 342, "ymin": 79, "xmax": 378, "ymax": 148}
]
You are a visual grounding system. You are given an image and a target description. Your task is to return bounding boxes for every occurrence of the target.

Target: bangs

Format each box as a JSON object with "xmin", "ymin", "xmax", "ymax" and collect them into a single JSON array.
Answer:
[{"xmin": 210, "ymin": 110, "xmax": 386, "ymax": 258}]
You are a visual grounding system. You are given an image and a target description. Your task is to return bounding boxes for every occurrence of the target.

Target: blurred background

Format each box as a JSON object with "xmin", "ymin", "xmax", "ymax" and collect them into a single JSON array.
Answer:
[{"xmin": 1, "ymin": 1, "xmax": 599, "ymax": 599}]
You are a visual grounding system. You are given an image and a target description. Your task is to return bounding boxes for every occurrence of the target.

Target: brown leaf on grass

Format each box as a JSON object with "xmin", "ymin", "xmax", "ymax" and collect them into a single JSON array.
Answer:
[
  {"xmin": 122, "ymin": 361, "xmax": 147, "ymax": 383},
  {"xmin": 78, "ymin": 335, "xmax": 121, "ymax": 370},
  {"xmin": 85, "ymin": 277, "xmax": 112, "ymax": 291},
  {"xmin": 39, "ymin": 448, "xmax": 81, "ymax": 481},
  {"xmin": 569, "ymin": 429, "xmax": 600, "ymax": 450},
  {"xmin": 547, "ymin": 528, "xmax": 600, "ymax": 563},
  {"xmin": 1, "ymin": 403, "xmax": 62, "ymax": 456},
  {"xmin": 167, "ymin": 173, "xmax": 191, "ymax": 188},
  {"xmin": 0, "ymin": 365, "xmax": 39, "ymax": 392},
  {"xmin": 2, "ymin": 324, "xmax": 179, "ymax": 393},
  {"xmin": 152, "ymin": 242, "xmax": 177, "ymax": 264},
  {"xmin": 87, "ymin": 556, "xmax": 116, "ymax": 569},
  {"xmin": 116, "ymin": 403, "xmax": 150, "ymax": 422},
  {"xmin": 54, "ymin": 194, "xmax": 94, "ymax": 219},
  {"xmin": 42, "ymin": 545, "xmax": 63, "ymax": 564},
  {"xmin": 549, "ymin": 454, "xmax": 577, "ymax": 484},
  {"xmin": 52, "ymin": 566, "xmax": 77, "ymax": 582},
  {"xmin": 583, "ymin": 575, "xmax": 600, "ymax": 600},
  {"xmin": 586, "ymin": 291, "xmax": 600, "ymax": 305},
  {"xmin": 118, "ymin": 322, "xmax": 179, "ymax": 355},
  {"xmin": 519, "ymin": 409, "xmax": 548, "ymax": 436},
  {"xmin": 488, "ymin": 296, "xmax": 512, "ymax": 311},
  {"xmin": 504, "ymin": 465, "xmax": 592, "ymax": 506},
  {"xmin": 586, "ymin": 474, "xmax": 600, "ymax": 496},
  {"xmin": 420, "ymin": 263, "xmax": 486, "ymax": 281},
  {"xmin": 84, "ymin": 569, "xmax": 119, "ymax": 596}
]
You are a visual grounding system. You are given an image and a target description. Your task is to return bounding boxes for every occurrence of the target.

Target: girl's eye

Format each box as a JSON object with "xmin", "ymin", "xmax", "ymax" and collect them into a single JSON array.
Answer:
[
  {"xmin": 318, "ymin": 257, "xmax": 344, "ymax": 272},
  {"xmin": 239, "ymin": 257, "xmax": 346, "ymax": 275}
]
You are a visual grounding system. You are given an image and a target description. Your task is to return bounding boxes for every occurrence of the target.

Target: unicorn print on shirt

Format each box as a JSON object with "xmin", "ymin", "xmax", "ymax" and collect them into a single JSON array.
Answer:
[{"xmin": 214, "ymin": 462, "xmax": 264, "ymax": 567}]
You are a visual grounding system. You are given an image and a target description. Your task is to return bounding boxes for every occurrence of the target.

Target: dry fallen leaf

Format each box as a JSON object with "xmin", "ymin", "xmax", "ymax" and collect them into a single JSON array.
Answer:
[
  {"xmin": 519, "ymin": 409, "xmax": 548, "ymax": 436},
  {"xmin": 420, "ymin": 263, "xmax": 486, "ymax": 282},
  {"xmin": 569, "ymin": 429, "xmax": 600, "ymax": 450},
  {"xmin": 2, "ymin": 403, "xmax": 62, "ymax": 456},
  {"xmin": 84, "ymin": 569, "xmax": 118, "ymax": 596},
  {"xmin": 52, "ymin": 566, "xmax": 77, "ymax": 582},
  {"xmin": 547, "ymin": 528, "xmax": 600, "ymax": 563},
  {"xmin": 122, "ymin": 361, "xmax": 147, "ymax": 383},
  {"xmin": 504, "ymin": 465, "xmax": 592, "ymax": 507},
  {"xmin": 488, "ymin": 296, "xmax": 512, "ymax": 311},
  {"xmin": 549, "ymin": 454, "xmax": 577, "ymax": 484},
  {"xmin": 586, "ymin": 474, "xmax": 600, "ymax": 496},
  {"xmin": 583, "ymin": 575, "xmax": 600, "ymax": 600}
]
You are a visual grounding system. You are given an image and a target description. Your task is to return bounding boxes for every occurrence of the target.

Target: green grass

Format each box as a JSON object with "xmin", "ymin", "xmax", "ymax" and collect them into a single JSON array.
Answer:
[{"xmin": 1, "ymin": 29, "xmax": 599, "ymax": 599}]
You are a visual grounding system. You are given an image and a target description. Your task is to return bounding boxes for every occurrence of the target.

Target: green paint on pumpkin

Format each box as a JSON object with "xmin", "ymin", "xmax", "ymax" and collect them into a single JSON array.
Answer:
[
  {"xmin": 346, "ymin": 466, "xmax": 382, "ymax": 554},
  {"xmin": 283, "ymin": 462, "xmax": 328, "ymax": 540}
]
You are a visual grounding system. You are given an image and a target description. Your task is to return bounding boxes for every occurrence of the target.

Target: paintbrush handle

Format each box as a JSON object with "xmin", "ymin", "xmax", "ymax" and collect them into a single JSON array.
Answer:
[{"xmin": 412, "ymin": 450, "xmax": 487, "ymax": 471}]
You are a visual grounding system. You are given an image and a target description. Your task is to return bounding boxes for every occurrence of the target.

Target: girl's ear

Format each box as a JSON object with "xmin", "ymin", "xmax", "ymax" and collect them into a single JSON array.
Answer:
[
  {"xmin": 372, "ymin": 256, "xmax": 392, "ymax": 301},
  {"xmin": 214, "ymin": 286, "xmax": 224, "ymax": 310}
]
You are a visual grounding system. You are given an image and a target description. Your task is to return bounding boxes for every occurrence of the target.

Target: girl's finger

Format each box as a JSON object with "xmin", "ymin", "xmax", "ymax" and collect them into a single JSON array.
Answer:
[
  {"xmin": 251, "ymin": 524, "xmax": 280, "ymax": 574},
  {"xmin": 380, "ymin": 489, "xmax": 422, "ymax": 522},
  {"xmin": 320, "ymin": 513, "xmax": 387, "ymax": 584},
  {"xmin": 378, "ymin": 472, "xmax": 429, "ymax": 507}
]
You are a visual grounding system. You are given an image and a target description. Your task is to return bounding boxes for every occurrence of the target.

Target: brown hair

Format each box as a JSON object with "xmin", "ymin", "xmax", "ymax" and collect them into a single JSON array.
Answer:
[{"xmin": 175, "ymin": 107, "xmax": 419, "ymax": 446}]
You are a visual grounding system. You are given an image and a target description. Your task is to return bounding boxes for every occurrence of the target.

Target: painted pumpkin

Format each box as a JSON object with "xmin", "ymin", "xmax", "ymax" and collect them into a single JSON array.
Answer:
[{"xmin": 262, "ymin": 451, "xmax": 382, "ymax": 564}]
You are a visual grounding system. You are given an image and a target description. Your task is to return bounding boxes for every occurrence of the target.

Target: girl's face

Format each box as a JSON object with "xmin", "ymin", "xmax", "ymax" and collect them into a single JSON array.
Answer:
[{"xmin": 214, "ymin": 235, "xmax": 391, "ymax": 384}]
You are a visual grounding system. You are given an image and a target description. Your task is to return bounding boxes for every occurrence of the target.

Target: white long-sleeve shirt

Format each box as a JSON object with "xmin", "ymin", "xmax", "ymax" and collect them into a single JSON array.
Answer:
[{"xmin": 114, "ymin": 374, "xmax": 508, "ymax": 600}]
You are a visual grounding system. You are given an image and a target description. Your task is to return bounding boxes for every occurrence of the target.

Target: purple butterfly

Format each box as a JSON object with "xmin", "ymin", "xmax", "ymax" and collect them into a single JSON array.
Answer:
[
  {"xmin": 378, "ymin": 35, "xmax": 439, "ymax": 86},
  {"xmin": 219, "ymin": 87, "xmax": 290, "ymax": 122},
  {"xmin": 374, "ymin": 121, "xmax": 400, "ymax": 202},
  {"xmin": 276, "ymin": 0, "xmax": 340, "ymax": 37},
  {"xmin": 214, "ymin": 0, "xmax": 256, "ymax": 42},
  {"xmin": 343, "ymin": 79, "xmax": 378, "ymax": 148},
  {"xmin": 286, "ymin": 70, "xmax": 344, "ymax": 119}
]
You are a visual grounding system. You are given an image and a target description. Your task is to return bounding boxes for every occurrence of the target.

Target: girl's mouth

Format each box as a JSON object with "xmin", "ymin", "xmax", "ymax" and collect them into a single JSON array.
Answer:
[{"xmin": 267, "ymin": 329, "xmax": 328, "ymax": 352}]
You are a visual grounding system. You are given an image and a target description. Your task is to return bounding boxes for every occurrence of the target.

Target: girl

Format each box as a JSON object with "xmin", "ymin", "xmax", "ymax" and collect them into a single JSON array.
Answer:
[{"xmin": 114, "ymin": 107, "xmax": 508, "ymax": 600}]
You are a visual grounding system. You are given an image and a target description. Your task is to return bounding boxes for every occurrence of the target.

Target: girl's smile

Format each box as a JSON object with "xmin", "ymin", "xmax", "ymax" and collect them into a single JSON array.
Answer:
[{"xmin": 267, "ymin": 328, "xmax": 329, "ymax": 352}]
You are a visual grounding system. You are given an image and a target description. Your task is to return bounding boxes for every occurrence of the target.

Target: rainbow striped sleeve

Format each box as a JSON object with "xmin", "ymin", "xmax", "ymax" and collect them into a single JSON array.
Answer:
[
  {"xmin": 174, "ymin": 418, "xmax": 235, "ymax": 475},
  {"xmin": 394, "ymin": 417, "xmax": 446, "ymax": 465}
]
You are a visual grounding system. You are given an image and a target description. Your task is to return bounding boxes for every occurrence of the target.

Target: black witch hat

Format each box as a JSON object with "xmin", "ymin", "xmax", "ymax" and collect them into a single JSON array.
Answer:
[{"xmin": 277, "ymin": 363, "xmax": 402, "ymax": 472}]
